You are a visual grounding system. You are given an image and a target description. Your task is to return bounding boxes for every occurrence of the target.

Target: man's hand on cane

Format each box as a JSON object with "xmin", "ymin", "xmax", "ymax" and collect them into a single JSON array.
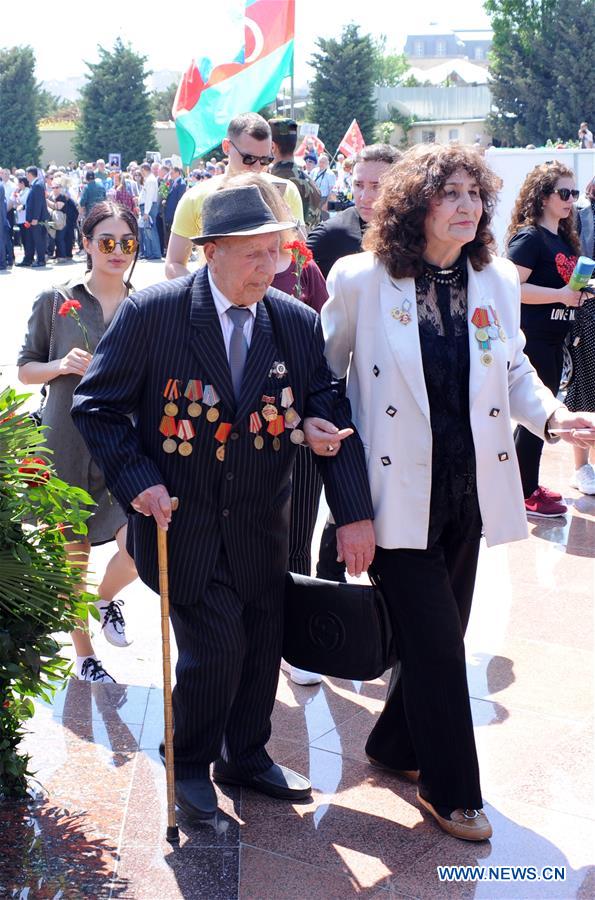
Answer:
[{"xmin": 132, "ymin": 484, "xmax": 173, "ymax": 530}]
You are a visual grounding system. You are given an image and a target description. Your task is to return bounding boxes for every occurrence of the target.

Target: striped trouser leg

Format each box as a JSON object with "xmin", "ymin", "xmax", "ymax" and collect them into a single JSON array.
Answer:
[{"xmin": 288, "ymin": 444, "xmax": 324, "ymax": 576}]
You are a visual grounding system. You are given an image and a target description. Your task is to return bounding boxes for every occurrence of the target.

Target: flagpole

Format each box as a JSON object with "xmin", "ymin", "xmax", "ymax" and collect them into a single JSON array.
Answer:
[{"xmin": 290, "ymin": 72, "xmax": 295, "ymax": 119}]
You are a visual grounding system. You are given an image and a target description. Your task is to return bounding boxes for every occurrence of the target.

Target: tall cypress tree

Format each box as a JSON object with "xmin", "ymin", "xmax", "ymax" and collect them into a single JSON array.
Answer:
[
  {"xmin": 487, "ymin": 0, "xmax": 595, "ymax": 145},
  {"xmin": 0, "ymin": 46, "xmax": 42, "ymax": 167},
  {"xmin": 309, "ymin": 25, "xmax": 377, "ymax": 155},
  {"xmin": 75, "ymin": 38, "xmax": 156, "ymax": 165}
]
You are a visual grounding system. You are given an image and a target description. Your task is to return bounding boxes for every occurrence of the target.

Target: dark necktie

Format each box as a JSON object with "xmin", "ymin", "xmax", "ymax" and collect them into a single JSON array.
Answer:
[{"xmin": 226, "ymin": 306, "xmax": 251, "ymax": 400}]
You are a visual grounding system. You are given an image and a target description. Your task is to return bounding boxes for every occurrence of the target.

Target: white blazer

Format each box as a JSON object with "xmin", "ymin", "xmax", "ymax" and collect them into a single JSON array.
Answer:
[{"xmin": 322, "ymin": 252, "xmax": 562, "ymax": 549}]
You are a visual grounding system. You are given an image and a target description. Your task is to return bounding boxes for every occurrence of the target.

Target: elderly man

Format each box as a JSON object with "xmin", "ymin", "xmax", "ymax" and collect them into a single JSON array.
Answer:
[
  {"xmin": 72, "ymin": 185, "xmax": 375, "ymax": 821},
  {"xmin": 165, "ymin": 112, "xmax": 304, "ymax": 279}
]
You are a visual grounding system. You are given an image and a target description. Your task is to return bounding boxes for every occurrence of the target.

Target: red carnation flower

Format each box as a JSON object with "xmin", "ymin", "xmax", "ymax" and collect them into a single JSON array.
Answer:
[
  {"xmin": 19, "ymin": 457, "xmax": 51, "ymax": 487},
  {"xmin": 58, "ymin": 299, "xmax": 82, "ymax": 317}
]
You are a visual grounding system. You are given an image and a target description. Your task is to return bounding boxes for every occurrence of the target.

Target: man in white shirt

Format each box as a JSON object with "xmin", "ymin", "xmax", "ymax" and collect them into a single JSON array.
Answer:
[
  {"xmin": 139, "ymin": 161, "xmax": 162, "ymax": 259},
  {"xmin": 311, "ymin": 155, "xmax": 336, "ymax": 215}
]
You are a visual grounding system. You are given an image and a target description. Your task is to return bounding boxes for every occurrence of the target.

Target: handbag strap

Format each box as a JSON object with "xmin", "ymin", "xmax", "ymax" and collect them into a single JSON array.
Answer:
[{"xmin": 47, "ymin": 289, "xmax": 60, "ymax": 362}]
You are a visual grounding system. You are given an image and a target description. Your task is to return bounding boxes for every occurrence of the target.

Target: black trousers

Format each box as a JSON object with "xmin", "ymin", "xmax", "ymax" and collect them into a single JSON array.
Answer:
[
  {"xmin": 366, "ymin": 528, "xmax": 483, "ymax": 812},
  {"xmin": 30, "ymin": 223, "xmax": 47, "ymax": 264},
  {"xmin": 169, "ymin": 551, "xmax": 283, "ymax": 780},
  {"xmin": 316, "ymin": 520, "xmax": 347, "ymax": 582},
  {"xmin": 514, "ymin": 330, "xmax": 564, "ymax": 497},
  {"xmin": 288, "ymin": 445, "xmax": 323, "ymax": 575}
]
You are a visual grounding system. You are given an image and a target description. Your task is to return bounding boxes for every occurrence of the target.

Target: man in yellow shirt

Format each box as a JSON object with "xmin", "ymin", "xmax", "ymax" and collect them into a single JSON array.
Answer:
[{"xmin": 165, "ymin": 113, "xmax": 304, "ymax": 279}]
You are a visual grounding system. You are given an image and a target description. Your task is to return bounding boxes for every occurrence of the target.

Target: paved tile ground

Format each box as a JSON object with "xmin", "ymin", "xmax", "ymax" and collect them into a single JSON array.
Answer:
[{"xmin": 0, "ymin": 259, "xmax": 593, "ymax": 899}]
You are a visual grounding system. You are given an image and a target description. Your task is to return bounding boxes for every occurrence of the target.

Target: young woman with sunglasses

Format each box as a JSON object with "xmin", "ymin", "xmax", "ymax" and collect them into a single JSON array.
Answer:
[
  {"xmin": 506, "ymin": 162, "xmax": 583, "ymax": 517},
  {"xmin": 18, "ymin": 201, "xmax": 140, "ymax": 683}
]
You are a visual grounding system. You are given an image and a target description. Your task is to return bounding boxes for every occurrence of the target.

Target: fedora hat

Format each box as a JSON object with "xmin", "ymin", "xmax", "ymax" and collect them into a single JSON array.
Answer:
[{"xmin": 192, "ymin": 185, "xmax": 294, "ymax": 243}]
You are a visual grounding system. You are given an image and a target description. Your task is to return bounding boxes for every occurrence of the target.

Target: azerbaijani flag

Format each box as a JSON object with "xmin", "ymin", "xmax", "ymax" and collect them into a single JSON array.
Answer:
[{"xmin": 173, "ymin": 0, "xmax": 295, "ymax": 166}]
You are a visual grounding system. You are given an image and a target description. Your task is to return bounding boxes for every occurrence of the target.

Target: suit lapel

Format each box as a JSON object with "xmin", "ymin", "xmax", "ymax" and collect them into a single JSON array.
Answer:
[
  {"xmin": 379, "ymin": 272, "xmax": 430, "ymax": 421},
  {"xmin": 235, "ymin": 297, "xmax": 277, "ymax": 423},
  {"xmin": 188, "ymin": 268, "xmax": 236, "ymax": 414}
]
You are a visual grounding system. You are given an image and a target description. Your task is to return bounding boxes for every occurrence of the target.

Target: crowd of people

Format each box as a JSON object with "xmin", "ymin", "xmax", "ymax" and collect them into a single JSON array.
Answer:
[{"xmin": 7, "ymin": 111, "xmax": 595, "ymax": 845}]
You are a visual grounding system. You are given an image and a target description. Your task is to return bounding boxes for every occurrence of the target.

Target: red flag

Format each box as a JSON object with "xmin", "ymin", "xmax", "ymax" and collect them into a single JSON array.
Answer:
[
  {"xmin": 295, "ymin": 135, "xmax": 326, "ymax": 158},
  {"xmin": 337, "ymin": 119, "xmax": 365, "ymax": 158}
]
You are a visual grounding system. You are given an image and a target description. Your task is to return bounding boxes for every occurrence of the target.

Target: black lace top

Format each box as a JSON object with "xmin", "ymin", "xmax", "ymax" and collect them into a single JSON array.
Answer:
[{"xmin": 416, "ymin": 257, "xmax": 482, "ymax": 545}]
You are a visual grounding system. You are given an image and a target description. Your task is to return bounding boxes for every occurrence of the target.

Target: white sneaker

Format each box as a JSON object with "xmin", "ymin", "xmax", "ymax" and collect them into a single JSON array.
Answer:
[
  {"xmin": 76, "ymin": 656, "xmax": 116, "ymax": 683},
  {"xmin": 280, "ymin": 658, "xmax": 322, "ymax": 686},
  {"xmin": 96, "ymin": 598, "xmax": 132, "ymax": 647},
  {"xmin": 570, "ymin": 464, "xmax": 595, "ymax": 495}
]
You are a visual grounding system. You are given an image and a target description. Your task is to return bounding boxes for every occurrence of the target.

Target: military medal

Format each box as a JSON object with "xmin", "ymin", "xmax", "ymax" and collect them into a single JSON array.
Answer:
[
  {"xmin": 159, "ymin": 415, "xmax": 177, "ymax": 453},
  {"xmin": 290, "ymin": 429, "xmax": 305, "ymax": 444},
  {"xmin": 391, "ymin": 299, "xmax": 412, "ymax": 325},
  {"xmin": 280, "ymin": 386, "xmax": 294, "ymax": 409},
  {"xmin": 203, "ymin": 384, "xmax": 220, "ymax": 422},
  {"xmin": 214, "ymin": 422, "xmax": 232, "ymax": 462},
  {"xmin": 185, "ymin": 379, "xmax": 203, "ymax": 417},
  {"xmin": 268, "ymin": 414, "xmax": 285, "ymax": 451},
  {"xmin": 163, "ymin": 378, "xmax": 180, "ymax": 417},
  {"xmin": 249, "ymin": 411, "xmax": 264, "ymax": 449},
  {"xmin": 177, "ymin": 420, "xmax": 195, "ymax": 456},
  {"xmin": 270, "ymin": 360, "xmax": 287, "ymax": 379},
  {"xmin": 284, "ymin": 407, "xmax": 301, "ymax": 428},
  {"xmin": 481, "ymin": 351, "xmax": 494, "ymax": 367},
  {"xmin": 262, "ymin": 403, "xmax": 278, "ymax": 422},
  {"xmin": 475, "ymin": 328, "xmax": 489, "ymax": 343}
]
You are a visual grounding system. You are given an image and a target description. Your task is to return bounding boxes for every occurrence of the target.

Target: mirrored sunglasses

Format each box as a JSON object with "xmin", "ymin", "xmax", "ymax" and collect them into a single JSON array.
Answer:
[
  {"xmin": 229, "ymin": 138, "xmax": 274, "ymax": 167},
  {"xmin": 94, "ymin": 237, "xmax": 138, "ymax": 255}
]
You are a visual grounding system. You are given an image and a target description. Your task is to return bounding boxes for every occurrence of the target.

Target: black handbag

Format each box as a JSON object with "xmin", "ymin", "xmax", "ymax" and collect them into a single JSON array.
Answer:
[{"xmin": 283, "ymin": 573, "xmax": 397, "ymax": 681}]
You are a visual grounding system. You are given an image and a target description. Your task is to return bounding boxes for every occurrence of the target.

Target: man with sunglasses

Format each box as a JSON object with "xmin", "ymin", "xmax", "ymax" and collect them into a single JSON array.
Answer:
[{"xmin": 165, "ymin": 113, "xmax": 304, "ymax": 280}]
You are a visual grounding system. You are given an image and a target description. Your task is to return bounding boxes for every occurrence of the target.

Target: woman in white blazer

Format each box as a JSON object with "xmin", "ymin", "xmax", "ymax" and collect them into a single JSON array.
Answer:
[{"xmin": 321, "ymin": 143, "xmax": 595, "ymax": 842}]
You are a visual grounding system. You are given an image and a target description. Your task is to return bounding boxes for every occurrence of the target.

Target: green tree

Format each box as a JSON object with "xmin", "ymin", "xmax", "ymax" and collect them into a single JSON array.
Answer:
[
  {"xmin": 150, "ymin": 80, "xmax": 178, "ymax": 122},
  {"xmin": 0, "ymin": 46, "xmax": 42, "ymax": 167},
  {"xmin": 487, "ymin": 0, "xmax": 595, "ymax": 146},
  {"xmin": 373, "ymin": 36, "xmax": 412, "ymax": 87},
  {"xmin": 75, "ymin": 38, "xmax": 156, "ymax": 165},
  {"xmin": 308, "ymin": 24, "xmax": 377, "ymax": 155}
]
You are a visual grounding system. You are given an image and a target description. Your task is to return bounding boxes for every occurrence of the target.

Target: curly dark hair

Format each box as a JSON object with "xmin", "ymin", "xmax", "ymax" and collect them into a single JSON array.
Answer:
[
  {"xmin": 505, "ymin": 161, "xmax": 581, "ymax": 255},
  {"xmin": 82, "ymin": 201, "xmax": 139, "ymax": 290},
  {"xmin": 363, "ymin": 143, "xmax": 500, "ymax": 278}
]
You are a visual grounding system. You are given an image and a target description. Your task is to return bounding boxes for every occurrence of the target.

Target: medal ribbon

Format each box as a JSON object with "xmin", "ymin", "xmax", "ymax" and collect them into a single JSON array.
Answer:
[
  {"xmin": 267, "ymin": 416, "xmax": 285, "ymax": 437},
  {"xmin": 280, "ymin": 386, "xmax": 294, "ymax": 409},
  {"xmin": 215, "ymin": 422, "xmax": 232, "ymax": 444},
  {"xmin": 163, "ymin": 378, "xmax": 180, "ymax": 400},
  {"xmin": 159, "ymin": 416, "xmax": 177, "ymax": 437},
  {"xmin": 203, "ymin": 384, "xmax": 220, "ymax": 406},
  {"xmin": 184, "ymin": 379, "xmax": 203, "ymax": 401},
  {"xmin": 284, "ymin": 407, "xmax": 301, "ymax": 429},
  {"xmin": 471, "ymin": 307, "xmax": 489, "ymax": 328},
  {"xmin": 177, "ymin": 420, "xmax": 196, "ymax": 440},
  {"xmin": 249, "ymin": 412, "xmax": 263, "ymax": 433}
]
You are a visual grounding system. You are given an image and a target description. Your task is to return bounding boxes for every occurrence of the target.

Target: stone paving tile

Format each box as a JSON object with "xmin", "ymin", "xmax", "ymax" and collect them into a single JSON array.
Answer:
[
  {"xmin": 239, "ymin": 844, "xmax": 392, "ymax": 898},
  {"xmin": 114, "ymin": 845, "xmax": 239, "ymax": 899}
]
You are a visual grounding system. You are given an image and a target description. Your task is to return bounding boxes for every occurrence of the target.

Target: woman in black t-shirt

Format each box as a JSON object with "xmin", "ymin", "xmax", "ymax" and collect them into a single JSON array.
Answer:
[{"xmin": 506, "ymin": 161, "xmax": 583, "ymax": 517}]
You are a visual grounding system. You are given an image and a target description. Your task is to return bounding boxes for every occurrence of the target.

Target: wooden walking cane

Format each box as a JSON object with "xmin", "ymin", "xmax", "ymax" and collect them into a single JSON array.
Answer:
[{"xmin": 157, "ymin": 496, "xmax": 180, "ymax": 844}]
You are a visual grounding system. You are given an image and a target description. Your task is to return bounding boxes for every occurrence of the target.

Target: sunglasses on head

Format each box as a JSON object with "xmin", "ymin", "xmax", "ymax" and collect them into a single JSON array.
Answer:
[
  {"xmin": 229, "ymin": 138, "xmax": 274, "ymax": 167},
  {"xmin": 551, "ymin": 188, "xmax": 580, "ymax": 201},
  {"xmin": 93, "ymin": 237, "xmax": 138, "ymax": 255}
]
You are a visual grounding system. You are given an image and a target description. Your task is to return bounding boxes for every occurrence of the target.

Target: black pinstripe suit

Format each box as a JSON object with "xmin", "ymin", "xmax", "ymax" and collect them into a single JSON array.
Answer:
[{"xmin": 72, "ymin": 266, "xmax": 373, "ymax": 777}]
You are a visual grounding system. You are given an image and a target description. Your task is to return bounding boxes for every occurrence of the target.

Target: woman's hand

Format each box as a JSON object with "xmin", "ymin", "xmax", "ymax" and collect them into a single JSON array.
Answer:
[
  {"xmin": 557, "ymin": 285, "xmax": 582, "ymax": 307},
  {"xmin": 58, "ymin": 348, "xmax": 93, "ymax": 377},
  {"xmin": 303, "ymin": 417, "xmax": 354, "ymax": 456},
  {"xmin": 548, "ymin": 407, "xmax": 595, "ymax": 447}
]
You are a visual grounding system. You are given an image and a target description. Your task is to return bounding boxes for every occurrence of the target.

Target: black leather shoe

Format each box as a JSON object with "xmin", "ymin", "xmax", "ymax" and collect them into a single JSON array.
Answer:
[
  {"xmin": 175, "ymin": 777, "xmax": 218, "ymax": 820},
  {"xmin": 212, "ymin": 759, "xmax": 312, "ymax": 800},
  {"xmin": 158, "ymin": 743, "xmax": 218, "ymax": 819},
  {"xmin": 16, "ymin": 261, "xmax": 32, "ymax": 267}
]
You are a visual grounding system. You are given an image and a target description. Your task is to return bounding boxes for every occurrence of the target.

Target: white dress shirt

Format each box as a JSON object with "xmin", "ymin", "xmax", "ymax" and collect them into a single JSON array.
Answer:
[
  {"xmin": 140, "ymin": 172, "xmax": 158, "ymax": 208},
  {"xmin": 208, "ymin": 269, "xmax": 257, "ymax": 360}
]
